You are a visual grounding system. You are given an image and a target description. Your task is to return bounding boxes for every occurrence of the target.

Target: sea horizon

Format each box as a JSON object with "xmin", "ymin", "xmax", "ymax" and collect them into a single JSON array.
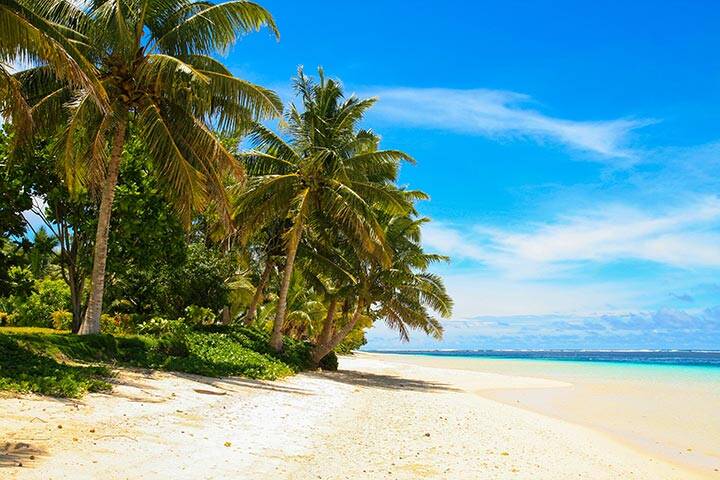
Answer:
[{"xmin": 364, "ymin": 348, "xmax": 720, "ymax": 368}]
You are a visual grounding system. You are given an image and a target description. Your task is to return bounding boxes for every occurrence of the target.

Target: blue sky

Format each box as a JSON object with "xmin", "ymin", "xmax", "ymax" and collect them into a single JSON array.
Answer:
[{"xmin": 226, "ymin": 0, "xmax": 720, "ymax": 350}]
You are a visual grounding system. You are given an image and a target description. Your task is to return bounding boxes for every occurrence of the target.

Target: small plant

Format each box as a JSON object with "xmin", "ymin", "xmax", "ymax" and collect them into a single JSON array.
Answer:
[
  {"xmin": 100, "ymin": 313, "xmax": 135, "ymax": 335},
  {"xmin": 0, "ymin": 311, "xmax": 14, "ymax": 326},
  {"xmin": 183, "ymin": 305, "xmax": 216, "ymax": 326},
  {"xmin": 51, "ymin": 310, "xmax": 73, "ymax": 330},
  {"xmin": 137, "ymin": 317, "xmax": 188, "ymax": 336}
]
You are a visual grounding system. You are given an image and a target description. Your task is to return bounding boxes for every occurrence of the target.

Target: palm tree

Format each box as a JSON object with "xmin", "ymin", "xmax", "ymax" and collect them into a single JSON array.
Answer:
[
  {"xmin": 309, "ymin": 213, "xmax": 452, "ymax": 365},
  {"xmin": 0, "ymin": 0, "xmax": 106, "ymax": 135},
  {"xmin": 236, "ymin": 67, "xmax": 413, "ymax": 351},
  {"xmin": 241, "ymin": 220, "xmax": 284, "ymax": 325},
  {"xmin": 16, "ymin": 0, "xmax": 282, "ymax": 334}
]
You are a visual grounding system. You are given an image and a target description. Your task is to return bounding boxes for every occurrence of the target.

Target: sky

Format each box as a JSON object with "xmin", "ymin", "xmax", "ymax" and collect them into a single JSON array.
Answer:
[{"xmin": 224, "ymin": 0, "xmax": 720, "ymax": 350}]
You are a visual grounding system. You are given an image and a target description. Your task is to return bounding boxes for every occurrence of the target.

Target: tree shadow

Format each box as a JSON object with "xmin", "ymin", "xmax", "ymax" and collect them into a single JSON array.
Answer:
[
  {"xmin": 0, "ymin": 441, "xmax": 46, "ymax": 469},
  {"xmin": 170, "ymin": 372, "xmax": 314, "ymax": 396},
  {"xmin": 310, "ymin": 369, "xmax": 459, "ymax": 393}
]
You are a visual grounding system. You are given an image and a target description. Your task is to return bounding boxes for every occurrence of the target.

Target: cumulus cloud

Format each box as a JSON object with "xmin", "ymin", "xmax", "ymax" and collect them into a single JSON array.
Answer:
[{"xmin": 367, "ymin": 87, "xmax": 653, "ymax": 159}]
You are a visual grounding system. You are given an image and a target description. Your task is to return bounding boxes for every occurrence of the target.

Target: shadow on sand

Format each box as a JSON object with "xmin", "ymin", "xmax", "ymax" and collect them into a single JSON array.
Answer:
[
  {"xmin": 309, "ymin": 369, "xmax": 459, "ymax": 393},
  {"xmin": 172, "ymin": 372, "xmax": 315, "ymax": 396},
  {"xmin": 0, "ymin": 442, "xmax": 46, "ymax": 469}
]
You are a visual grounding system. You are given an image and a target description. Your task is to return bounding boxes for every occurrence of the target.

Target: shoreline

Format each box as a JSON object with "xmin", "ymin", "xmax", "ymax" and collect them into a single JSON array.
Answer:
[{"xmin": 1, "ymin": 353, "xmax": 714, "ymax": 479}]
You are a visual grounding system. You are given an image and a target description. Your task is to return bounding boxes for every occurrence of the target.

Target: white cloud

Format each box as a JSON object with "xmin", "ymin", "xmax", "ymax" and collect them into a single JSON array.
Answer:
[
  {"xmin": 438, "ymin": 274, "xmax": 641, "ymax": 317},
  {"xmin": 366, "ymin": 87, "xmax": 653, "ymax": 159},
  {"xmin": 423, "ymin": 196, "xmax": 720, "ymax": 277},
  {"xmin": 364, "ymin": 306, "xmax": 720, "ymax": 350}
]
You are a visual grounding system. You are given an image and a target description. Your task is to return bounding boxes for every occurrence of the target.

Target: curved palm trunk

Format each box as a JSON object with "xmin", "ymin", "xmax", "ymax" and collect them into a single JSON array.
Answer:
[
  {"xmin": 78, "ymin": 118, "xmax": 127, "ymax": 335},
  {"xmin": 244, "ymin": 257, "xmax": 273, "ymax": 325},
  {"xmin": 313, "ymin": 298, "xmax": 337, "ymax": 351},
  {"xmin": 270, "ymin": 235, "xmax": 301, "ymax": 351},
  {"xmin": 311, "ymin": 300, "xmax": 363, "ymax": 365}
]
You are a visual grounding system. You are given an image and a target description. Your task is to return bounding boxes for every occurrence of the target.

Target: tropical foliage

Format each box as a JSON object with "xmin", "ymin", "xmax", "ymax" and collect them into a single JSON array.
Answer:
[{"xmin": 0, "ymin": 0, "xmax": 452, "ymax": 396}]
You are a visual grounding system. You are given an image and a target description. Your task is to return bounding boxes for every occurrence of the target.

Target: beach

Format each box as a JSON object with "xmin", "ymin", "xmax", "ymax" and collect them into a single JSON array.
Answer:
[{"xmin": 2, "ymin": 353, "xmax": 717, "ymax": 479}]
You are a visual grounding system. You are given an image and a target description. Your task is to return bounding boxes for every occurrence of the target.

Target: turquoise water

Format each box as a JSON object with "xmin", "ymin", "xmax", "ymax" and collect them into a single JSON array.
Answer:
[
  {"xmin": 373, "ymin": 350, "xmax": 720, "ymax": 383},
  {"xmin": 369, "ymin": 349, "xmax": 720, "ymax": 366}
]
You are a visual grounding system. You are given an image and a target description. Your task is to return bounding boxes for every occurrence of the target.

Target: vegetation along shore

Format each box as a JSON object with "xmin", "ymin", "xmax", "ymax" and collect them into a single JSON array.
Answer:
[{"xmin": 0, "ymin": 0, "xmax": 451, "ymax": 398}]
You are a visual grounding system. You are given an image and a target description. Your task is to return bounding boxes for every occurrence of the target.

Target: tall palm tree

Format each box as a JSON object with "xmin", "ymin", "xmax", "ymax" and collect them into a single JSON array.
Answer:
[
  {"xmin": 309, "ymin": 213, "xmax": 452, "ymax": 365},
  {"xmin": 16, "ymin": 0, "xmax": 282, "ymax": 334},
  {"xmin": 236, "ymin": 68, "xmax": 413, "ymax": 351}
]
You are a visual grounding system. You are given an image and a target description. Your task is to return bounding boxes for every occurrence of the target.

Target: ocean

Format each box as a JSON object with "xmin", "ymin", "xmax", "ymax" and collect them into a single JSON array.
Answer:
[{"xmin": 368, "ymin": 349, "xmax": 720, "ymax": 368}]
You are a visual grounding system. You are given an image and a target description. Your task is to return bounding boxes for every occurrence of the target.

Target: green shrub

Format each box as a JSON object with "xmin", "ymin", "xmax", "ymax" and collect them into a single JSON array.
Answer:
[
  {"xmin": 335, "ymin": 329, "xmax": 367, "ymax": 355},
  {"xmin": 100, "ymin": 313, "xmax": 136, "ymax": 335},
  {"xmin": 51, "ymin": 310, "xmax": 73, "ymax": 330},
  {"xmin": 164, "ymin": 332, "xmax": 293, "ymax": 379},
  {"xmin": 198, "ymin": 324, "xmax": 313, "ymax": 372},
  {"xmin": 183, "ymin": 305, "xmax": 216, "ymax": 326},
  {"xmin": 0, "ymin": 326, "xmax": 310, "ymax": 398},
  {"xmin": 136, "ymin": 316, "xmax": 191, "ymax": 357},
  {"xmin": 137, "ymin": 316, "xmax": 188, "ymax": 336},
  {"xmin": 318, "ymin": 351, "xmax": 339, "ymax": 371},
  {"xmin": 156, "ymin": 333, "xmax": 189, "ymax": 357},
  {"xmin": 7, "ymin": 266, "xmax": 34, "ymax": 298},
  {"xmin": 0, "ymin": 311, "xmax": 13, "ymax": 326},
  {"xmin": 11, "ymin": 278, "xmax": 70, "ymax": 327}
]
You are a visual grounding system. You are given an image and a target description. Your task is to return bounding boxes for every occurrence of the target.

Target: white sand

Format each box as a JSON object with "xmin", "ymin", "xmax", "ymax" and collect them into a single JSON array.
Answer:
[{"xmin": 1, "ymin": 353, "xmax": 711, "ymax": 479}]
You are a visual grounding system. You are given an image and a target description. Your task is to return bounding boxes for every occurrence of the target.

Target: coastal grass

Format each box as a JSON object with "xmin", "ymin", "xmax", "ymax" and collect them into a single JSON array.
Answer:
[{"xmin": 0, "ymin": 326, "xmax": 312, "ymax": 398}]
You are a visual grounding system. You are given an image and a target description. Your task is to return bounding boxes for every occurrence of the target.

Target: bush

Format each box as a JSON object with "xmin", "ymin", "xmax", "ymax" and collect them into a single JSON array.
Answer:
[
  {"xmin": 137, "ymin": 316, "xmax": 191, "ymax": 356},
  {"xmin": 164, "ymin": 332, "xmax": 293, "ymax": 379},
  {"xmin": 51, "ymin": 310, "xmax": 73, "ymax": 330},
  {"xmin": 100, "ymin": 313, "xmax": 135, "ymax": 335},
  {"xmin": 183, "ymin": 305, "xmax": 216, "ymax": 326},
  {"xmin": 198, "ymin": 324, "xmax": 313, "ymax": 372},
  {"xmin": 7, "ymin": 266, "xmax": 34, "ymax": 298},
  {"xmin": 0, "ymin": 311, "xmax": 13, "ymax": 326},
  {"xmin": 318, "ymin": 351, "xmax": 339, "ymax": 371},
  {"xmin": 137, "ymin": 316, "xmax": 188, "ymax": 336},
  {"xmin": 11, "ymin": 278, "xmax": 70, "ymax": 327},
  {"xmin": 0, "ymin": 325, "xmax": 312, "ymax": 398}
]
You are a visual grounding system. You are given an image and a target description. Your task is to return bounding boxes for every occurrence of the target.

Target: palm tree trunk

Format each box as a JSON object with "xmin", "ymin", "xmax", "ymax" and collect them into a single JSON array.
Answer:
[
  {"xmin": 221, "ymin": 306, "xmax": 231, "ymax": 325},
  {"xmin": 311, "ymin": 300, "xmax": 362, "ymax": 365},
  {"xmin": 269, "ymin": 235, "xmax": 300, "ymax": 352},
  {"xmin": 311, "ymin": 297, "xmax": 337, "ymax": 363},
  {"xmin": 78, "ymin": 118, "xmax": 127, "ymax": 335},
  {"xmin": 244, "ymin": 257, "xmax": 273, "ymax": 325},
  {"xmin": 69, "ymin": 270, "xmax": 83, "ymax": 333}
]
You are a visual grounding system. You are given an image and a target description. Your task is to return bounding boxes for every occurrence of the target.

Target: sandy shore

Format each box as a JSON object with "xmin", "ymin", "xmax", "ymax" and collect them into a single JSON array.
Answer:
[
  {"xmin": 1, "ymin": 353, "xmax": 713, "ymax": 479},
  {"xmin": 374, "ymin": 352, "xmax": 720, "ymax": 476}
]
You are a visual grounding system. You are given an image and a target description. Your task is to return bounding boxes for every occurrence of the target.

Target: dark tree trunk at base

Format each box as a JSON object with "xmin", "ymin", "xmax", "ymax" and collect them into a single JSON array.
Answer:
[{"xmin": 311, "ymin": 300, "xmax": 362, "ymax": 365}]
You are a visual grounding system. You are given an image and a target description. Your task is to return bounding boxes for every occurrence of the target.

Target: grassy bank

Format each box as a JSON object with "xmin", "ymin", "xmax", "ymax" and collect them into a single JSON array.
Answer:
[{"xmin": 0, "ymin": 326, "xmax": 315, "ymax": 398}]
